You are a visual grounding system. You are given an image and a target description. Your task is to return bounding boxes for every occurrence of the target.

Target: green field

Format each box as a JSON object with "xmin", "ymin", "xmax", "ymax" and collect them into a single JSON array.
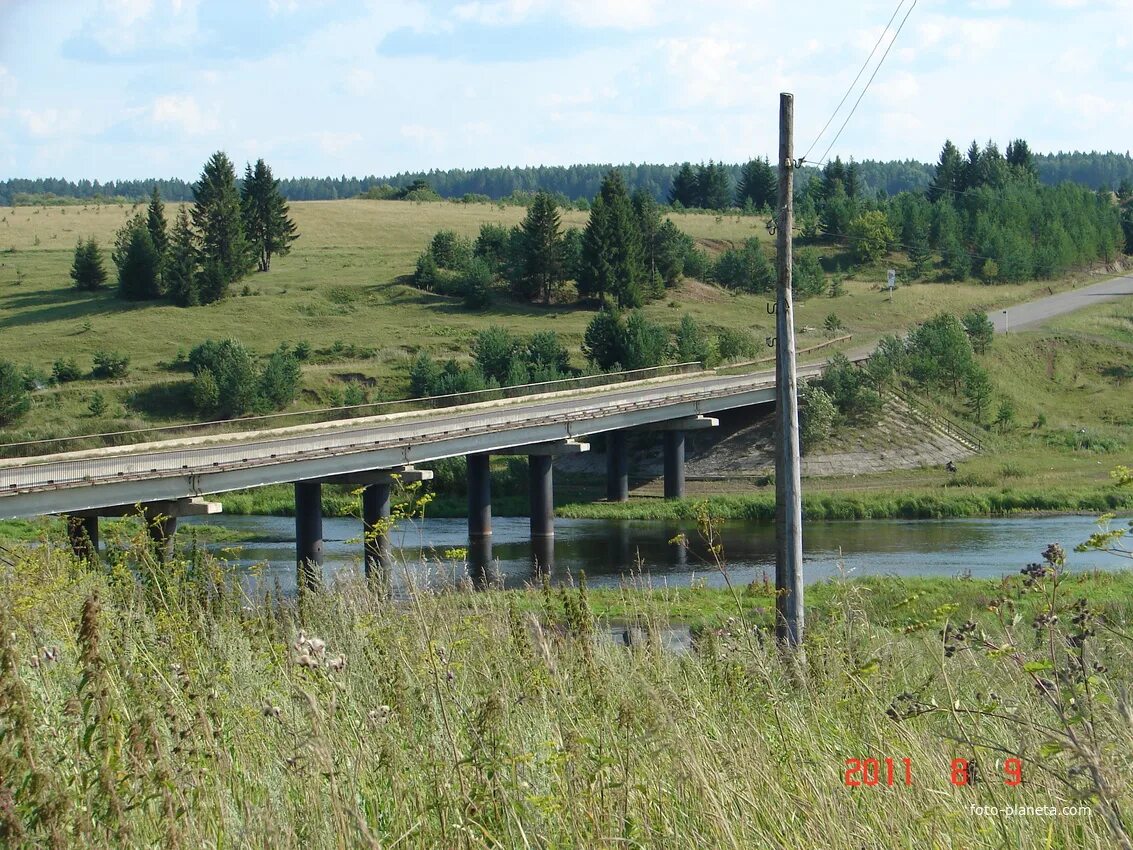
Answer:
[{"xmin": 0, "ymin": 198, "xmax": 1103, "ymax": 445}]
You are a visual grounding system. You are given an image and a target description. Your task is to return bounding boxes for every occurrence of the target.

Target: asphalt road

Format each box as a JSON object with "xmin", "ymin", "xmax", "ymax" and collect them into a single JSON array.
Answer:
[{"xmin": 988, "ymin": 273, "xmax": 1133, "ymax": 333}]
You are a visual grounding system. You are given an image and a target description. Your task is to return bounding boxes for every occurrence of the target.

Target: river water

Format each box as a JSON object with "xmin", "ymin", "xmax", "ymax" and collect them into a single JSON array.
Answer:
[{"xmin": 180, "ymin": 513, "xmax": 1130, "ymax": 594}]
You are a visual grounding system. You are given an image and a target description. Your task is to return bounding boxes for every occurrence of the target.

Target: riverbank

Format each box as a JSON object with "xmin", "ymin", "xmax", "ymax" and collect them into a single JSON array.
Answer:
[{"xmin": 1, "ymin": 540, "xmax": 1131, "ymax": 848}]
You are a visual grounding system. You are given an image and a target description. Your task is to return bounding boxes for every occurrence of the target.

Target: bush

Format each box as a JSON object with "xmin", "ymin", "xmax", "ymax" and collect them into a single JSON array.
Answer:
[
  {"xmin": 673, "ymin": 314, "xmax": 711, "ymax": 365},
  {"xmin": 259, "ymin": 347, "xmax": 302, "ymax": 409},
  {"xmin": 461, "ymin": 258, "xmax": 494, "ymax": 309},
  {"xmin": 800, "ymin": 383, "xmax": 836, "ymax": 453},
  {"xmin": 409, "ymin": 352, "xmax": 442, "ymax": 398},
  {"xmin": 525, "ymin": 331, "xmax": 570, "ymax": 377},
  {"xmin": 0, "ymin": 359, "xmax": 31, "ymax": 426},
  {"xmin": 188, "ymin": 338, "xmax": 299, "ymax": 418},
  {"xmin": 86, "ymin": 391, "xmax": 107, "ymax": 417},
  {"xmin": 716, "ymin": 328, "xmax": 757, "ymax": 361},
  {"xmin": 583, "ymin": 308, "xmax": 627, "ymax": 371},
  {"xmin": 91, "ymin": 350, "xmax": 129, "ymax": 379},
  {"xmin": 712, "ymin": 238, "xmax": 774, "ymax": 293},
  {"xmin": 52, "ymin": 358, "xmax": 82, "ymax": 383},
  {"xmin": 473, "ymin": 327, "xmax": 521, "ymax": 385},
  {"xmin": 192, "ymin": 370, "xmax": 221, "ymax": 413},
  {"xmin": 428, "ymin": 230, "xmax": 473, "ymax": 270},
  {"xmin": 823, "ymin": 313, "xmax": 845, "ymax": 335}
]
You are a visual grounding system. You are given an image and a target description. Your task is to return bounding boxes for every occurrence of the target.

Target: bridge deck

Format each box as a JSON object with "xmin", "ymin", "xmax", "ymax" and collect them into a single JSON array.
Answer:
[{"xmin": 0, "ymin": 365, "xmax": 814, "ymax": 519}]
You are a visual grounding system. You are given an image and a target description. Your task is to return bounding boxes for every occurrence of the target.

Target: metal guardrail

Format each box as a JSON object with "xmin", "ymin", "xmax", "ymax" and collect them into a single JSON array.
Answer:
[
  {"xmin": 889, "ymin": 386, "xmax": 984, "ymax": 451},
  {"xmin": 0, "ymin": 361, "xmax": 706, "ymax": 460},
  {"xmin": 715, "ymin": 334, "xmax": 855, "ymax": 375}
]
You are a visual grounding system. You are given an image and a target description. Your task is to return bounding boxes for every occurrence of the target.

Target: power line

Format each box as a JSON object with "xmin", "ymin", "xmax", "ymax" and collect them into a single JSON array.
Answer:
[
  {"xmin": 801, "ymin": 0, "xmax": 910, "ymax": 163},
  {"xmin": 814, "ymin": 0, "xmax": 919, "ymax": 167}
]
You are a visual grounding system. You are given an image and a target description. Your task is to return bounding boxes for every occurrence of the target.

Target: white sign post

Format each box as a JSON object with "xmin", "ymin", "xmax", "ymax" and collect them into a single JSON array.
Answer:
[{"xmin": 887, "ymin": 269, "xmax": 896, "ymax": 300}]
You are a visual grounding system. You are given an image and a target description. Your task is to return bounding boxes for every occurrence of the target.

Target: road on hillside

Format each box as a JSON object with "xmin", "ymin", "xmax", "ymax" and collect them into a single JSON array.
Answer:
[{"xmin": 988, "ymin": 273, "xmax": 1133, "ymax": 333}]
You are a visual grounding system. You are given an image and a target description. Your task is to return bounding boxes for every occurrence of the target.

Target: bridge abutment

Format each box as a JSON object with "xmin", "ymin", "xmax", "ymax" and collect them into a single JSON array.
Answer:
[{"xmin": 295, "ymin": 481, "xmax": 324, "ymax": 591}]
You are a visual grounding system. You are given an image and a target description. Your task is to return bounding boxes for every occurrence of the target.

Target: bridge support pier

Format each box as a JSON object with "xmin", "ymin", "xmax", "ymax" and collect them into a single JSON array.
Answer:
[
  {"xmin": 295, "ymin": 481, "xmax": 324, "ymax": 591},
  {"xmin": 362, "ymin": 483, "xmax": 392, "ymax": 580},
  {"xmin": 469, "ymin": 535, "xmax": 493, "ymax": 589},
  {"xmin": 663, "ymin": 430, "xmax": 685, "ymax": 500},
  {"xmin": 142, "ymin": 505, "xmax": 178, "ymax": 562},
  {"xmin": 606, "ymin": 431, "xmax": 629, "ymax": 503},
  {"xmin": 468, "ymin": 453, "xmax": 492, "ymax": 542},
  {"xmin": 529, "ymin": 454, "xmax": 554, "ymax": 540},
  {"xmin": 66, "ymin": 515, "xmax": 99, "ymax": 564}
]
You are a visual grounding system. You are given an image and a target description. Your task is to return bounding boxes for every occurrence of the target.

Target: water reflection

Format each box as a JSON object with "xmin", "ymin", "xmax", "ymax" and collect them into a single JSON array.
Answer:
[{"xmin": 180, "ymin": 513, "xmax": 1129, "ymax": 596}]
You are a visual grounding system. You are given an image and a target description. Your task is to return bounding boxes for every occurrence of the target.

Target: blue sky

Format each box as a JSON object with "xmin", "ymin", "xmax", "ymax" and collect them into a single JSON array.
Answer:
[{"xmin": 1, "ymin": 0, "xmax": 1131, "ymax": 180}]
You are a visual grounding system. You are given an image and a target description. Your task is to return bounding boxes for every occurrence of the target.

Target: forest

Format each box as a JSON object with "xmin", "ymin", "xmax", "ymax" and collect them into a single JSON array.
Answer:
[{"xmin": 3, "ymin": 149, "xmax": 1133, "ymax": 206}]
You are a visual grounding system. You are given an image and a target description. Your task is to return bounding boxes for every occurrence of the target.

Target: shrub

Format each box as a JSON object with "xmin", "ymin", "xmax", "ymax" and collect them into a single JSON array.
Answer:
[
  {"xmin": 716, "ymin": 328, "xmax": 757, "ymax": 361},
  {"xmin": 91, "ymin": 350, "xmax": 129, "ymax": 379},
  {"xmin": 259, "ymin": 347, "xmax": 302, "ymax": 410},
  {"xmin": 192, "ymin": 370, "xmax": 221, "ymax": 413},
  {"xmin": 69, "ymin": 237, "xmax": 107, "ymax": 291},
  {"xmin": 428, "ymin": 230, "xmax": 473, "ymax": 270},
  {"xmin": 86, "ymin": 391, "xmax": 107, "ymax": 417},
  {"xmin": 0, "ymin": 359, "xmax": 31, "ymax": 425},
  {"xmin": 52, "ymin": 358, "xmax": 82, "ymax": 383},
  {"xmin": 409, "ymin": 352, "xmax": 442, "ymax": 398},
  {"xmin": 473, "ymin": 327, "xmax": 521, "ymax": 385},
  {"xmin": 461, "ymin": 258, "xmax": 494, "ymax": 309},
  {"xmin": 800, "ymin": 384, "xmax": 836, "ymax": 453},
  {"xmin": 673, "ymin": 314, "xmax": 711, "ymax": 365}
]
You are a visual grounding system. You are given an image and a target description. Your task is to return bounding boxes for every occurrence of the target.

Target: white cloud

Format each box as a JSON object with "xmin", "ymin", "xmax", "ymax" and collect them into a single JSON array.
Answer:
[
  {"xmin": 451, "ymin": 0, "xmax": 656, "ymax": 29},
  {"xmin": 344, "ymin": 69, "xmax": 376, "ymax": 96},
  {"xmin": 150, "ymin": 95, "xmax": 218, "ymax": 135},
  {"xmin": 317, "ymin": 131, "xmax": 362, "ymax": 154},
  {"xmin": 0, "ymin": 65, "xmax": 16, "ymax": 98},
  {"xmin": 19, "ymin": 108, "xmax": 83, "ymax": 138}
]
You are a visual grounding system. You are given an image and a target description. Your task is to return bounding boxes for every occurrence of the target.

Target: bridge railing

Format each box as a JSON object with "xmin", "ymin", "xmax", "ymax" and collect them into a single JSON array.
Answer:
[{"xmin": 0, "ymin": 361, "xmax": 707, "ymax": 460}]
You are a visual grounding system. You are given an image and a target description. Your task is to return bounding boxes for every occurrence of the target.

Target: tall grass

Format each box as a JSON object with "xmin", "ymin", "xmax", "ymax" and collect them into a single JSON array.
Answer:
[{"xmin": 0, "ymin": 526, "xmax": 1131, "ymax": 847}]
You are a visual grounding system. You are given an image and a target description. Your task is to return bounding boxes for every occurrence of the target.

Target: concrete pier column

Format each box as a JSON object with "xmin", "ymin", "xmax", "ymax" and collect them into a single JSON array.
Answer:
[
  {"xmin": 362, "ymin": 482, "xmax": 393, "ymax": 579},
  {"xmin": 295, "ymin": 481, "xmax": 324, "ymax": 591},
  {"xmin": 142, "ymin": 505, "xmax": 177, "ymax": 563},
  {"xmin": 468, "ymin": 535, "xmax": 493, "ymax": 590},
  {"xmin": 467, "ymin": 453, "xmax": 492, "ymax": 541},
  {"xmin": 66, "ymin": 515, "xmax": 99, "ymax": 564},
  {"xmin": 663, "ymin": 430, "xmax": 686, "ymax": 500},
  {"xmin": 531, "ymin": 535, "xmax": 554, "ymax": 575},
  {"xmin": 605, "ymin": 431, "xmax": 629, "ymax": 503},
  {"xmin": 529, "ymin": 454, "xmax": 554, "ymax": 540}
]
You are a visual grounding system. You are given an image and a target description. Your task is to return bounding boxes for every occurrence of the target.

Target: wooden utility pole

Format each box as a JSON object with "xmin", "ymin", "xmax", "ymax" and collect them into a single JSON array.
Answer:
[{"xmin": 774, "ymin": 92, "xmax": 804, "ymax": 646}]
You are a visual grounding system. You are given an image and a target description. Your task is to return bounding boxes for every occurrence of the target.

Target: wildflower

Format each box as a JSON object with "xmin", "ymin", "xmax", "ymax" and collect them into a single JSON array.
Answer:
[
  {"xmin": 367, "ymin": 705, "xmax": 392, "ymax": 727},
  {"xmin": 326, "ymin": 654, "xmax": 346, "ymax": 671}
]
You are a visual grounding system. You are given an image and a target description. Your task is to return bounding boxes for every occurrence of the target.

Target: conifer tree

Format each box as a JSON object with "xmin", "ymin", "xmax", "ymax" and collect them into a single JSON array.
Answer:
[
  {"xmin": 580, "ymin": 170, "xmax": 645, "ymax": 307},
  {"xmin": 165, "ymin": 207, "xmax": 199, "ymax": 307},
  {"xmin": 70, "ymin": 237, "xmax": 107, "ymax": 291},
  {"xmin": 736, "ymin": 157, "xmax": 777, "ymax": 209},
  {"xmin": 191, "ymin": 151, "xmax": 250, "ymax": 301},
  {"xmin": 116, "ymin": 218, "xmax": 161, "ymax": 300},
  {"xmin": 517, "ymin": 191, "xmax": 564, "ymax": 304},
  {"xmin": 146, "ymin": 185, "xmax": 168, "ymax": 259},
  {"xmin": 240, "ymin": 158, "xmax": 298, "ymax": 272},
  {"xmin": 668, "ymin": 163, "xmax": 697, "ymax": 207}
]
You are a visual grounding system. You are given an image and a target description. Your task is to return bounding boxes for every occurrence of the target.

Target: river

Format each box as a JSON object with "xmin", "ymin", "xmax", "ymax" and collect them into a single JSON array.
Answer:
[{"xmin": 180, "ymin": 513, "xmax": 1130, "ymax": 594}]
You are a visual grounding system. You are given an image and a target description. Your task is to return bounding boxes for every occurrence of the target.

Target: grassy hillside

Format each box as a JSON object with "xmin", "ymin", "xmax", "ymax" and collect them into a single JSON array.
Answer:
[{"xmin": 0, "ymin": 198, "xmax": 1113, "ymax": 445}]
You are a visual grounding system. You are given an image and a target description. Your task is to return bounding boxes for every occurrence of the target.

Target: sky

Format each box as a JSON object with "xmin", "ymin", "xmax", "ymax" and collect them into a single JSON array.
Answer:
[{"xmin": 1, "ymin": 0, "xmax": 1131, "ymax": 181}]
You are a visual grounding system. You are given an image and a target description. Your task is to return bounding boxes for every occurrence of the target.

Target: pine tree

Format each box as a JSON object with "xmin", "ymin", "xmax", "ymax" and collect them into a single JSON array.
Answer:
[
  {"xmin": 191, "ymin": 151, "xmax": 251, "ymax": 301},
  {"xmin": 580, "ymin": 170, "xmax": 645, "ymax": 307},
  {"xmin": 736, "ymin": 157, "xmax": 777, "ymax": 210},
  {"xmin": 146, "ymin": 185, "xmax": 168, "ymax": 259},
  {"xmin": 165, "ymin": 208, "xmax": 199, "ymax": 307},
  {"xmin": 632, "ymin": 189, "xmax": 664, "ymax": 300},
  {"xmin": 70, "ymin": 237, "xmax": 107, "ymax": 291},
  {"xmin": 241, "ymin": 158, "xmax": 298, "ymax": 272},
  {"xmin": 517, "ymin": 191, "xmax": 564, "ymax": 304}
]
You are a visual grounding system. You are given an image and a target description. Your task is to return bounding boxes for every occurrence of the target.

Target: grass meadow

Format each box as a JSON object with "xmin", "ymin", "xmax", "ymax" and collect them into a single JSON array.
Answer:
[
  {"xmin": 1, "ymin": 516, "xmax": 1132, "ymax": 848},
  {"xmin": 0, "ymin": 198, "xmax": 1105, "ymax": 444}
]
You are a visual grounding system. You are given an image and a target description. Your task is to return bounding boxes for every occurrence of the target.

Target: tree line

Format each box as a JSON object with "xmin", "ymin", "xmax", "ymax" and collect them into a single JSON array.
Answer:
[
  {"xmin": 69, "ymin": 153, "xmax": 298, "ymax": 306},
  {"xmin": 800, "ymin": 138, "xmax": 1126, "ymax": 283},
  {"xmin": 7, "ymin": 150, "xmax": 1133, "ymax": 206}
]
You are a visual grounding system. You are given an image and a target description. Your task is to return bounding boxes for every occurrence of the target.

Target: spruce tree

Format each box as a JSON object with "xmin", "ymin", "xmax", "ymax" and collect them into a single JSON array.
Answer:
[
  {"xmin": 736, "ymin": 157, "xmax": 777, "ymax": 210},
  {"xmin": 668, "ymin": 163, "xmax": 697, "ymax": 207},
  {"xmin": 580, "ymin": 170, "xmax": 645, "ymax": 307},
  {"xmin": 191, "ymin": 151, "xmax": 251, "ymax": 301},
  {"xmin": 165, "ymin": 208, "xmax": 199, "ymax": 307},
  {"xmin": 517, "ymin": 191, "xmax": 564, "ymax": 304},
  {"xmin": 632, "ymin": 189, "xmax": 664, "ymax": 300},
  {"xmin": 241, "ymin": 158, "xmax": 298, "ymax": 272},
  {"xmin": 116, "ymin": 218, "xmax": 161, "ymax": 300},
  {"xmin": 70, "ymin": 237, "xmax": 107, "ymax": 291},
  {"xmin": 146, "ymin": 185, "xmax": 168, "ymax": 259},
  {"xmin": 928, "ymin": 140, "xmax": 963, "ymax": 202}
]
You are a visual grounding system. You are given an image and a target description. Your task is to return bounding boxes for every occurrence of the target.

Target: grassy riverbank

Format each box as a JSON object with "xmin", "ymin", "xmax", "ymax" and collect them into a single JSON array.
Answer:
[{"xmin": 0, "ymin": 537, "xmax": 1131, "ymax": 848}]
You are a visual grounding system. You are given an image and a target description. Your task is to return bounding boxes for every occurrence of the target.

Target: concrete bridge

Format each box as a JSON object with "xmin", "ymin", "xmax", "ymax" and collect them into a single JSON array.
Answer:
[{"xmin": 0, "ymin": 363, "xmax": 819, "ymax": 586}]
